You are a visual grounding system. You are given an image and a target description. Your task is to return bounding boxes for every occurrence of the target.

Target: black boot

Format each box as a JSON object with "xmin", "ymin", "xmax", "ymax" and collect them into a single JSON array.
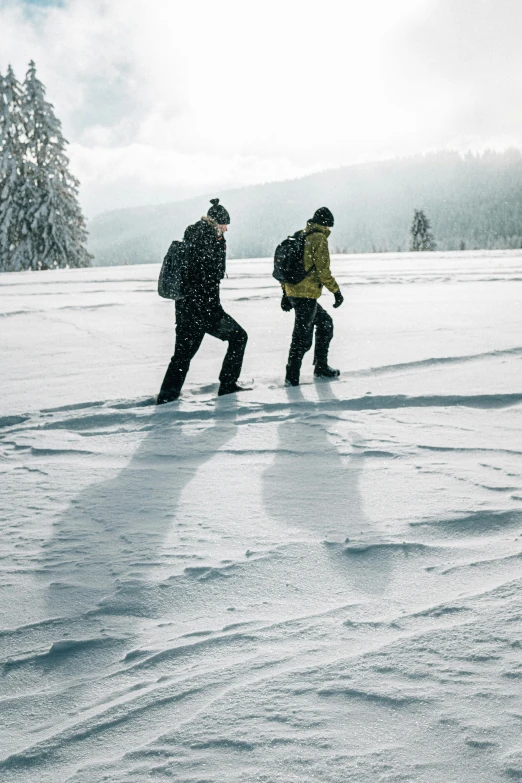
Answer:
[
  {"xmin": 314, "ymin": 364, "xmax": 340, "ymax": 379},
  {"xmin": 157, "ymin": 387, "xmax": 180, "ymax": 405},
  {"xmin": 285, "ymin": 359, "xmax": 301, "ymax": 387},
  {"xmin": 218, "ymin": 381, "xmax": 251, "ymax": 397}
]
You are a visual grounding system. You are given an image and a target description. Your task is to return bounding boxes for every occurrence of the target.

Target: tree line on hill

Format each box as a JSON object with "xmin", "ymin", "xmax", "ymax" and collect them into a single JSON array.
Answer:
[
  {"xmin": 88, "ymin": 149, "xmax": 522, "ymax": 266},
  {"xmin": 0, "ymin": 63, "xmax": 91, "ymax": 272}
]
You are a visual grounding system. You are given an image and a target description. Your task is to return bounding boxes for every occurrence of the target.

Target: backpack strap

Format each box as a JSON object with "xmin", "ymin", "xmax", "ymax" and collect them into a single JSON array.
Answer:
[{"xmin": 300, "ymin": 227, "xmax": 322, "ymax": 277}]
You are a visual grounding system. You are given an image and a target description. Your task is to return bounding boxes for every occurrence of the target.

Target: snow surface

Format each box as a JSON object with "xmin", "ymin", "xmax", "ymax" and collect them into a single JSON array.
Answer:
[{"xmin": 1, "ymin": 250, "xmax": 522, "ymax": 782}]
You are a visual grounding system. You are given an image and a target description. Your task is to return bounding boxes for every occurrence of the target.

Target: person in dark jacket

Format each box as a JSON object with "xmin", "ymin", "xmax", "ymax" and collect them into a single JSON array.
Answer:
[
  {"xmin": 157, "ymin": 199, "xmax": 248, "ymax": 403},
  {"xmin": 281, "ymin": 207, "xmax": 344, "ymax": 386}
]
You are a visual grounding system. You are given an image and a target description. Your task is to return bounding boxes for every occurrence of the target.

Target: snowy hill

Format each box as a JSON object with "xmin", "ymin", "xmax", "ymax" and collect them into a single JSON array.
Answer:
[
  {"xmin": 1, "ymin": 250, "xmax": 522, "ymax": 781},
  {"xmin": 87, "ymin": 151, "xmax": 522, "ymax": 266}
]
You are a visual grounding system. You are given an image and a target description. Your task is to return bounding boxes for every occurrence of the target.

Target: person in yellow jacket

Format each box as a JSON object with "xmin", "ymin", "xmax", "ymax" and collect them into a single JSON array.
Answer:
[{"xmin": 281, "ymin": 207, "xmax": 344, "ymax": 386}]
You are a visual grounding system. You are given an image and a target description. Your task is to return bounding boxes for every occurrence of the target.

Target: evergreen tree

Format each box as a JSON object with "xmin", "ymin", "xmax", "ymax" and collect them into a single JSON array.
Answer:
[
  {"xmin": 22, "ymin": 61, "xmax": 91, "ymax": 270},
  {"xmin": 0, "ymin": 66, "xmax": 33, "ymax": 272},
  {"xmin": 410, "ymin": 208, "xmax": 436, "ymax": 251}
]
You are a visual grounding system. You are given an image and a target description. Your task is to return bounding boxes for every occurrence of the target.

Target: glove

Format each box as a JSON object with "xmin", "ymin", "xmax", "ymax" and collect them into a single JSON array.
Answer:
[
  {"xmin": 333, "ymin": 290, "xmax": 344, "ymax": 308},
  {"xmin": 281, "ymin": 294, "xmax": 292, "ymax": 312}
]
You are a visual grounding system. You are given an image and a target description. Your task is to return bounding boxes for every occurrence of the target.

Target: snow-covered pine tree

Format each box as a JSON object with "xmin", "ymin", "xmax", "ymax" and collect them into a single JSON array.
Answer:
[
  {"xmin": 410, "ymin": 209, "xmax": 436, "ymax": 251},
  {"xmin": 22, "ymin": 61, "xmax": 91, "ymax": 269},
  {"xmin": 0, "ymin": 66, "xmax": 33, "ymax": 272}
]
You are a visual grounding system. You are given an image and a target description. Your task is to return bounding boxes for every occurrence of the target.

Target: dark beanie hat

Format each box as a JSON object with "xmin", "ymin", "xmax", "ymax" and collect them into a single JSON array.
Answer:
[
  {"xmin": 311, "ymin": 207, "xmax": 334, "ymax": 227},
  {"xmin": 207, "ymin": 198, "xmax": 230, "ymax": 224}
]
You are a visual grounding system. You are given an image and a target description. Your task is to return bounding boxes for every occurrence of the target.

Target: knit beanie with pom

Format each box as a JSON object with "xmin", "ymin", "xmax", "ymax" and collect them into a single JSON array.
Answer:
[{"xmin": 207, "ymin": 198, "xmax": 230, "ymax": 224}]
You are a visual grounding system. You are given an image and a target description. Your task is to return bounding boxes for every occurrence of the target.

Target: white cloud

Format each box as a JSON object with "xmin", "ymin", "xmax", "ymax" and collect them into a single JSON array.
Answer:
[
  {"xmin": 69, "ymin": 141, "xmax": 318, "ymax": 213},
  {"xmin": 2, "ymin": 0, "xmax": 522, "ymax": 215}
]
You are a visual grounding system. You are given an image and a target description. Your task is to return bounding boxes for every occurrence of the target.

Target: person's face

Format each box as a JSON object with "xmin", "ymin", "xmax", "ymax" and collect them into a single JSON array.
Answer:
[{"xmin": 218, "ymin": 224, "xmax": 228, "ymax": 234}]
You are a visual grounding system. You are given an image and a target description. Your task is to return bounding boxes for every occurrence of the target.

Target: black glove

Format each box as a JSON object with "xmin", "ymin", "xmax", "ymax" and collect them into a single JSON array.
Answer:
[
  {"xmin": 281, "ymin": 294, "xmax": 292, "ymax": 312},
  {"xmin": 333, "ymin": 290, "xmax": 344, "ymax": 308}
]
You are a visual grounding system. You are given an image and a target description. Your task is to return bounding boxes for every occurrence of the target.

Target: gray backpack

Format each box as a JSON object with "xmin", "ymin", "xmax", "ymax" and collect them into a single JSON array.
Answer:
[{"xmin": 158, "ymin": 240, "xmax": 189, "ymax": 300}]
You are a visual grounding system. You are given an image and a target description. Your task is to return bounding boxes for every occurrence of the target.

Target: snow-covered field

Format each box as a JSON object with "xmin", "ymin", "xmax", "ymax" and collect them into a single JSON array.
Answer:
[{"xmin": 1, "ymin": 250, "xmax": 522, "ymax": 783}]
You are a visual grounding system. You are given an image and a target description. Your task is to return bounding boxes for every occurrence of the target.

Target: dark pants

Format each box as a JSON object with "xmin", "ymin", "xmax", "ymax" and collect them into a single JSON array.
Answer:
[
  {"xmin": 159, "ymin": 297, "xmax": 248, "ymax": 397},
  {"xmin": 286, "ymin": 297, "xmax": 333, "ymax": 382}
]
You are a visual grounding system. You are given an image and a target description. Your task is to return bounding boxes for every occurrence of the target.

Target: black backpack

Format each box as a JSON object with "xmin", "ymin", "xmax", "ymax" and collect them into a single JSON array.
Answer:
[
  {"xmin": 272, "ymin": 229, "xmax": 318, "ymax": 284},
  {"xmin": 158, "ymin": 240, "xmax": 190, "ymax": 300}
]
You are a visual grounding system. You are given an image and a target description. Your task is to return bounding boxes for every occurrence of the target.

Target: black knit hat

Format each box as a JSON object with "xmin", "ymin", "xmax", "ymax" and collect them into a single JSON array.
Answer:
[
  {"xmin": 207, "ymin": 198, "xmax": 230, "ymax": 225},
  {"xmin": 311, "ymin": 207, "xmax": 334, "ymax": 227}
]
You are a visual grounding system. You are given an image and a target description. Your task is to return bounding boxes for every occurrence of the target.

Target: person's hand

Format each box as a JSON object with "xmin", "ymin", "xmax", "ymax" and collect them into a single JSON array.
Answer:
[
  {"xmin": 333, "ymin": 290, "xmax": 344, "ymax": 308},
  {"xmin": 281, "ymin": 294, "xmax": 292, "ymax": 312}
]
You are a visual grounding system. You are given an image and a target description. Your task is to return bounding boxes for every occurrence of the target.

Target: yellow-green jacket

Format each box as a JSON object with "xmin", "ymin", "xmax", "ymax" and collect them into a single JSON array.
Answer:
[{"xmin": 283, "ymin": 222, "xmax": 339, "ymax": 299}]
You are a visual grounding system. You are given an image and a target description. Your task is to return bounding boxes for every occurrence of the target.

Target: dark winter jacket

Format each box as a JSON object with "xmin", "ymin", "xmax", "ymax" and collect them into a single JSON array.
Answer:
[
  {"xmin": 184, "ymin": 216, "xmax": 226, "ymax": 287},
  {"xmin": 183, "ymin": 216, "xmax": 227, "ymax": 320}
]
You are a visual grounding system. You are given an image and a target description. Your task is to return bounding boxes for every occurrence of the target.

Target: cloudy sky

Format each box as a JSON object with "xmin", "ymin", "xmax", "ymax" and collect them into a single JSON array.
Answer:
[{"xmin": 1, "ymin": 0, "xmax": 521, "ymax": 216}]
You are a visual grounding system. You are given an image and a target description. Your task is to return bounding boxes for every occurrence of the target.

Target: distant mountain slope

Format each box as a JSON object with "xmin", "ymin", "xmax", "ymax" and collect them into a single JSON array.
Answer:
[{"xmin": 87, "ymin": 150, "xmax": 522, "ymax": 265}]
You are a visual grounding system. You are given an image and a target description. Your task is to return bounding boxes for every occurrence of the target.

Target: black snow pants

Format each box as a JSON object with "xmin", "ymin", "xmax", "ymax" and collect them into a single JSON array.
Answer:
[
  {"xmin": 159, "ymin": 296, "xmax": 248, "ymax": 397},
  {"xmin": 286, "ymin": 297, "xmax": 333, "ymax": 383}
]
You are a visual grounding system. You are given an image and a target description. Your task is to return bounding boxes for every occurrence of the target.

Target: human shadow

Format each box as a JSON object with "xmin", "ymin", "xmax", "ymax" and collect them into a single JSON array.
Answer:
[
  {"xmin": 40, "ymin": 399, "xmax": 240, "ymax": 625},
  {"xmin": 262, "ymin": 379, "xmax": 394, "ymax": 597}
]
